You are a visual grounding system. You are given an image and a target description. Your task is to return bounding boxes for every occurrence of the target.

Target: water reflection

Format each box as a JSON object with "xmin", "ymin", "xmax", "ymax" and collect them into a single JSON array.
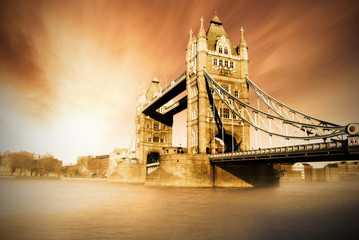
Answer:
[{"xmin": 0, "ymin": 178, "xmax": 358, "ymax": 240}]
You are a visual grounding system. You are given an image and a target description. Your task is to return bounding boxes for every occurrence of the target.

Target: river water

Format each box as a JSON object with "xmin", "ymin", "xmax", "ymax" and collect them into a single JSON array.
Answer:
[{"xmin": 0, "ymin": 178, "xmax": 358, "ymax": 240}]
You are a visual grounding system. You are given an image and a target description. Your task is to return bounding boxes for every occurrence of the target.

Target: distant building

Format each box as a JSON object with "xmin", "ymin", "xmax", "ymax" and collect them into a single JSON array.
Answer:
[
  {"xmin": 77, "ymin": 155, "xmax": 93, "ymax": 175},
  {"xmin": 300, "ymin": 162, "xmax": 359, "ymax": 182},
  {"xmin": 338, "ymin": 161, "xmax": 359, "ymax": 180},
  {"xmin": 293, "ymin": 163, "xmax": 305, "ymax": 180},
  {"xmin": 324, "ymin": 163, "xmax": 339, "ymax": 181},
  {"xmin": 76, "ymin": 154, "xmax": 110, "ymax": 177},
  {"xmin": 279, "ymin": 163, "xmax": 302, "ymax": 182},
  {"xmin": 303, "ymin": 163, "xmax": 313, "ymax": 181},
  {"xmin": 312, "ymin": 168, "xmax": 325, "ymax": 182}
]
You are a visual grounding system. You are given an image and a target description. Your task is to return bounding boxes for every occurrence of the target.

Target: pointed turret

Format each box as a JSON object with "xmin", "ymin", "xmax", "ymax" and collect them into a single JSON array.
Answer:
[
  {"xmin": 239, "ymin": 27, "xmax": 248, "ymax": 60},
  {"xmin": 187, "ymin": 29, "xmax": 193, "ymax": 50},
  {"xmin": 146, "ymin": 77, "xmax": 162, "ymax": 101},
  {"xmin": 210, "ymin": 11, "xmax": 222, "ymax": 25},
  {"xmin": 186, "ymin": 29, "xmax": 193, "ymax": 63},
  {"xmin": 239, "ymin": 27, "xmax": 247, "ymax": 47},
  {"xmin": 197, "ymin": 17, "xmax": 207, "ymax": 53},
  {"xmin": 198, "ymin": 17, "xmax": 206, "ymax": 39}
]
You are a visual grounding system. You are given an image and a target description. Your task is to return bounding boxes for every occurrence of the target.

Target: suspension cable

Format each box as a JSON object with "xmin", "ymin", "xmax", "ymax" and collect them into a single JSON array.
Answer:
[{"xmin": 204, "ymin": 69, "xmax": 346, "ymax": 140}]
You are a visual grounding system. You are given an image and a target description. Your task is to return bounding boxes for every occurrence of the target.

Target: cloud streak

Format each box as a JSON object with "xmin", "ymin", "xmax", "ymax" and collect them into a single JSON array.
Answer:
[{"xmin": 0, "ymin": 0, "xmax": 358, "ymax": 163}]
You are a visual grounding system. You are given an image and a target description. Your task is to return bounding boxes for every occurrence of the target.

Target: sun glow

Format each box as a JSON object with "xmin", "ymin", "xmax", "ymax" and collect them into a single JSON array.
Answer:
[{"xmin": 0, "ymin": 0, "xmax": 358, "ymax": 164}]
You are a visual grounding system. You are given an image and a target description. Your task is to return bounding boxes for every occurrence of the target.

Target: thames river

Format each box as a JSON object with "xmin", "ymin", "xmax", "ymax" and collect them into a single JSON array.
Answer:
[{"xmin": 0, "ymin": 178, "xmax": 358, "ymax": 240}]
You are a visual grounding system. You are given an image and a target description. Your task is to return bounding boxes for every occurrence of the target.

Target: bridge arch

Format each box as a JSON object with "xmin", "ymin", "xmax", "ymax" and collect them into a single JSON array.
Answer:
[
  {"xmin": 211, "ymin": 132, "xmax": 242, "ymax": 153},
  {"xmin": 147, "ymin": 152, "xmax": 160, "ymax": 164}
]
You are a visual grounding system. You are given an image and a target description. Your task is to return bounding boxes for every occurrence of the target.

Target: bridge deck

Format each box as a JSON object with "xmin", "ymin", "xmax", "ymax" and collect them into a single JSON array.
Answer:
[{"xmin": 210, "ymin": 141, "xmax": 359, "ymax": 163}]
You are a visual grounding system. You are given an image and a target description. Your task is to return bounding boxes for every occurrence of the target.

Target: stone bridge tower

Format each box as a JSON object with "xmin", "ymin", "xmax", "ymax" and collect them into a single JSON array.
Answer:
[
  {"xmin": 186, "ymin": 14, "xmax": 250, "ymax": 154},
  {"xmin": 135, "ymin": 78, "xmax": 173, "ymax": 165}
]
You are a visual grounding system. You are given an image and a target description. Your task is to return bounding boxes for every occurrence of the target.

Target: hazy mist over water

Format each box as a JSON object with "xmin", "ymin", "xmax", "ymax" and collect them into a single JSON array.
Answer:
[{"xmin": 0, "ymin": 178, "xmax": 358, "ymax": 240}]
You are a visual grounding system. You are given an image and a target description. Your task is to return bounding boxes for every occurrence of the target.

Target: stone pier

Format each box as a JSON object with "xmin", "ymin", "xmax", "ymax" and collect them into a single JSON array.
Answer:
[{"xmin": 144, "ymin": 154, "xmax": 279, "ymax": 187}]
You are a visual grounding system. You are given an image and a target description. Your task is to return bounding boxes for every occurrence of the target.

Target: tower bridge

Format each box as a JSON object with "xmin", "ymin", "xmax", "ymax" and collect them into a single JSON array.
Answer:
[{"xmin": 112, "ymin": 14, "xmax": 359, "ymax": 187}]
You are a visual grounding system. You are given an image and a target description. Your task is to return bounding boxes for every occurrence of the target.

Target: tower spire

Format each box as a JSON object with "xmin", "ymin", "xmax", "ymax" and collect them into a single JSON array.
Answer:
[
  {"xmin": 187, "ymin": 29, "xmax": 193, "ymax": 50},
  {"xmin": 239, "ymin": 27, "xmax": 247, "ymax": 47},
  {"xmin": 211, "ymin": 11, "xmax": 222, "ymax": 25},
  {"xmin": 198, "ymin": 17, "xmax": 206, "ymax": 38},
  {"xmin": 238, "ymin": 26, "xmax": 248, "ymax": 61}
]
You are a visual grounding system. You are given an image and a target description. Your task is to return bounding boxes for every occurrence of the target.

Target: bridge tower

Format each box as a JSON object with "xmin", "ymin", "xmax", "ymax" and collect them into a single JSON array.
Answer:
[
  {"xmin": 186, "ymin": 14, "xmax": 250, "ymax": 154},
  {"xmin": 135, "ymin": 78, "xmax": 173, "ymax": 165}
]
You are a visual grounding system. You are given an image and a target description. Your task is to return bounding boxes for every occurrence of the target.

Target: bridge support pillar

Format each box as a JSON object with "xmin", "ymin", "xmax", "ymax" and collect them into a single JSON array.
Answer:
[
  {"xmin": 108, "ymin": 164, "xmax": 146, "ymax": 183},
  {"xmin": 145, "ymin": 154, "xmax": 213, "ymax": 187}
]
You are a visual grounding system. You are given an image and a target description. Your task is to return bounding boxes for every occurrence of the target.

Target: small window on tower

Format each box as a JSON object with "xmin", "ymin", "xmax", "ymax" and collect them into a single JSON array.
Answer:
[
  {"xmin": 219, "ymin": 47, "xmax": 223, "ymax": 54},
  {"xmin": 224, "ymin": 47, "xmax": 228, "ymax": 55},
  {"xmin": 220, "ymin": 108, "xmax": 230, "ymax": 119}
]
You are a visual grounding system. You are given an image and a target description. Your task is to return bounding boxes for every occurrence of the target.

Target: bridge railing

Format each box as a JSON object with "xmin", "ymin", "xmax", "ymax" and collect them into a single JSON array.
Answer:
[
  {"xmin": 210, "ymin": 141, "xmax": 345, "ymax": 159},
  {"xmin": 146, "ymin": 162, "xmax": 160, "ymax": 175},
  {"xmin": 162, "ymin": 72, "xmax": 186, "ymax": 94}
]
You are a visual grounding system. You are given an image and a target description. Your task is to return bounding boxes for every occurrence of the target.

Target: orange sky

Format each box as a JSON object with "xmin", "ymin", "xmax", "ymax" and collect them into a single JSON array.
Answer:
[{"xmin": 0, "ymin": 0, "xmax": 358, "ymax": 164}]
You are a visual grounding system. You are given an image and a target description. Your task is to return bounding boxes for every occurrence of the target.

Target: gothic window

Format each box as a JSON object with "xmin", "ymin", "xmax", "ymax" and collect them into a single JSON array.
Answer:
[
  {"xmin": 224, "ymin": 61, "xmax": 228, "ymax": 67},
  {"xmin": 153, "ymin": 137, "xmax": 160, "ymax": 143},
  {"xmin": 234, "ymin": 91, "xmax": 239, "ymax": 97},
  {"xmin": 224, "ymin": 47, "xmax": 228, "ymax": 55},
  {"xmin": 220, "ymin": 108, "xmax": 230, "ymax": 119},
  {"xmin": 153, "ymin": 123, "xmax": 160, "ymax": 130},
  {"xmin": 230, "ymin": 62, "xmax": 234, "ymax": 68},
  {"xmin": 219, "ymin": 59, "xmax": 223, "ymax": 66},
  {"xmin": 219, "ymin": 47, "xmax": 223, "ymax": 54}
]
